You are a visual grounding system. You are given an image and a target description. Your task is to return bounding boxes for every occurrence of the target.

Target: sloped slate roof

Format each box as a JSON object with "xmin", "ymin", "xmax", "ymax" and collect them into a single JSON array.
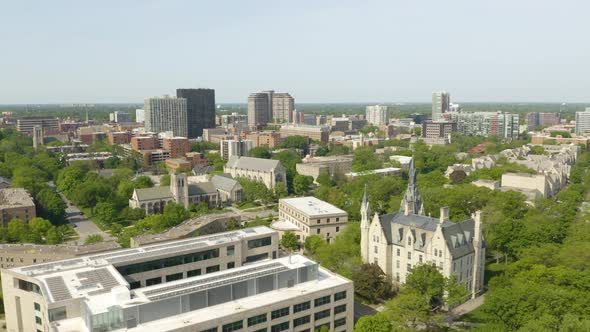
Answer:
[
  {"xmin": 134, "ymin": 186, "xmax": 173, "ymax": 201},
  {"xmin": 226, "ymin": 156, "xmax": 281, "ymax": 172},
  {"xmin": 188, "ymin": 182, "xmax": 217, "ymax": 195},
  {"xmin": 378, "ymin": 211, "xmax": 477, "ymax": 258},
  {"xmin": 211, "ymin": 175, "xmax": 241, "ymax": 192}
]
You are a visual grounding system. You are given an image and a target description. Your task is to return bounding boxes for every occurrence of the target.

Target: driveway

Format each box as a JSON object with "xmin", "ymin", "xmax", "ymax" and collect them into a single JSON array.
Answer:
[
  {"xmin": 354, "ymin": 300, "xmax": 379, "ymax": 322},
  {"xmin": 59, "ymin": 192, "xmax": 113, "ymax": 244}
]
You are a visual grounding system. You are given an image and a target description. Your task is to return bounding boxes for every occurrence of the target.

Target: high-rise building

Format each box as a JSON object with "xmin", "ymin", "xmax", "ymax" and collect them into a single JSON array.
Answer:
[
  {"xmin": 248, "ymin": 91, "xmax": 274, "ymax": 128},
  {"xmin": 135, "ymin": 109, "xmax": 145, "ymax": 123},
  {"xmin": 144, "ymin": 96, "xmax": 188, "ymax": 137},
  {"xmin": 526, "ymin": 112, "xmax": 561, "ymax": 131},
  {"xmin": 109, "ymin": 111, "xmax": 131, "ymax": 123},
  {"xmin": 432, "ymin": 91, "xmax": 450, "ymax": 121},
  {"xmin": 575, "ymin": 108, "xmax": 590, "ymax": 135},
  {"xmin": 176, "ymin": 88, "xmax": 216, "ymax": 138},
  {"xmin": 449, "ymin": 112, "xmax": 519, "ymax": 140},
  {"xmin": 272, "ymin": 93, "xmax": 295, "ymax": 123},
  {"xmin": 220, "ymin": 139, "xmax": 254, "ymax": 161},
  {"xmin": 365, "ymin": 105, "xmax": 389, "ymax": 126},
  {"xmin": 422, "ymin": 120, "xmax": 457, "ymax": 145}
]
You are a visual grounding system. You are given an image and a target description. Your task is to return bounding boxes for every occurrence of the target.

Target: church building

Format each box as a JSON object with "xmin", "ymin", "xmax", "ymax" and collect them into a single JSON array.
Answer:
[{"xmin": 360, "ymin": 160, "xmax": 485, "ymax": 298}]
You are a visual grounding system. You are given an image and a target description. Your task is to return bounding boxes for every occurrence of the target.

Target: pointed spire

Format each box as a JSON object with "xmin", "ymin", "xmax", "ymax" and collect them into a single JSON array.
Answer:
[
  {"xmin": 362, "ymin": 183, "xmax": 369, "ymax": 206},
  {"xmin": 400, "ymin": 156, "xmax": 425, "ymax": 216},
  {"xmin": 360, "ymin": 183, "xmax": 372, "ymax": 229}
]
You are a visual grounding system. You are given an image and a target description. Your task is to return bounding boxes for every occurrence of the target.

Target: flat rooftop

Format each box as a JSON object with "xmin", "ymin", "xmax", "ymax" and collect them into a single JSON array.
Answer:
[
  {"xmin": 280, "ymin": 197, "xmax": 347, "ymax": 217},
  {"xmin": 52, "ymin": 254, "xmax": 350, "ymax": 332}
]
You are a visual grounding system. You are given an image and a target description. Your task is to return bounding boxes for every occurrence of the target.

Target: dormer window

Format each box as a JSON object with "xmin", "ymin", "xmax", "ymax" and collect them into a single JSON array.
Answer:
[
  {"xmin": 434, "ymin": 249, "xmax": 438, "ymax": 256},
  {"xmin": 407, "ymin": 237, "xmax": 412, "ymax": 246}
]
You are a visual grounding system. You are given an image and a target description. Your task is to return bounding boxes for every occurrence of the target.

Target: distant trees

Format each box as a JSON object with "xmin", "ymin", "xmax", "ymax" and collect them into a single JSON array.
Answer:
[
  {"xmin": 352, "ymin": 147, "xmax": 382, "ymax": 172},
  {"xmin": 280, "ymin": 135, "xmax": 309, "ymax": 154},
  {"xmin": 248, "ymin": 147, "xmax": 272, "ymax": 159}
]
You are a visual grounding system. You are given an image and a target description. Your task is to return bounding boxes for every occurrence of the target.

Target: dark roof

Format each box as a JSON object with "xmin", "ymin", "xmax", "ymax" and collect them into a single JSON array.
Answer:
[
  {"xmin": 188, "ymin": 182, "xmax": 217, "ymax": 195},
  {"xmin": 378, "ymin": 211, "xmax": 476, "ymax": 258},
  {"xmin": 211, "ymin": 175, "xmax": 241, "ymax": 192},
  {"xmin": 134, "ymin": 186, "xmax": 173, "ymax": 201}
]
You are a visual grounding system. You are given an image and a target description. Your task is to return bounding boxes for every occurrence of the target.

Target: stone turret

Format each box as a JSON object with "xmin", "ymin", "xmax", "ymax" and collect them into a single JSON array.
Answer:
[
  {"xmin": 360, "ymin": 184, "xmax": 371, "ymax": 262},
  {"xmin": 400, "ymin": 158, "xmax": 425, "ymax": 216},
  {"xmin": 170, "ymin": 172, "xmax": 189, "ymax": 208}
]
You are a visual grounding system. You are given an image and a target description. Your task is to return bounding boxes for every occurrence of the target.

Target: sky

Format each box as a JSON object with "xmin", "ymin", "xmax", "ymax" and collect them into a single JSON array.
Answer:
[{"xmin": 1, "ymin": 0, "xmax": 589, "ymax": 104}]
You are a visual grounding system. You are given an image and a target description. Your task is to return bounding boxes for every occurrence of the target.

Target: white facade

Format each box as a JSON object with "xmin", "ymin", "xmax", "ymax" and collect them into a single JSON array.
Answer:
[
  {"xmin": 575, "ymin": 108, "xmax": 590, "ymax": 135},
  {"xmin": 220, "ymin": 139, "xmax": 254, "ymax": 161},
  {"xmin": 360, "ymin": 162, "xmax": 485, "ymax": 299},
  {"xmin": 274, "ymin": 197, "xmax": 348, "ymax": 243},
  {"xmin": 365, "ymin": 105, "xmax": 388, "ymax": 126},
  {"xmin": 432, "ymin": 91, "xmax": 450, "ymax": 121},
  {"xmin": 144, "ymin": 96, "xmax": 188, "ymax": 137},
  {"xmin": 135, "ymin": 109, "xmax": 145, "ymax": 123}
]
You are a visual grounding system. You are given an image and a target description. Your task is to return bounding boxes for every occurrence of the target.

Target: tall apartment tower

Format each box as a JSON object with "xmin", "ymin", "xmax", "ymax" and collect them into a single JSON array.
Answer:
[
  {"xmin": 432, "ymin": 91, "xmax": 450, "ymax": 121},
  {"xmin": 575, "ymin": 108, "xmax": 590, "ymax": 135},
  {"xmin": 248, "ymin": 91, "xmax": 274, "ymax": 128},
  {"xmin": 272, "ymin": 93, "xmax": 295, "ymax": 123},
  {"xmin": 176, "ymin": 88, "xmax": 216, "ymax": 138},
  {"xmin": 144, "ymin": 96, "xmax": 188, "ymax": 137},
  {"xmin": 366, "ymin": 105, "xmax": 389, "ymax": 126}
]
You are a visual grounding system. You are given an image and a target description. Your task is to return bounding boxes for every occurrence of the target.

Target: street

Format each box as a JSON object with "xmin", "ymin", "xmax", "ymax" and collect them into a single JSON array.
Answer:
[
  {"xmin": 354, "ymin": 300, "xmax": 379, "ymax": 322},
  {"xmin": 59, "ymin": 192, "xmax": 113, "ymax": 244}
]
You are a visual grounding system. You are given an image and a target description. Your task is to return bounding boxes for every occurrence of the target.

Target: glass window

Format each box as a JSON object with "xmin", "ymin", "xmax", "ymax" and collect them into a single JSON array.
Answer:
[
  {"xmin": 227, "ymin": 245, "xmax": 235, "ymax": 256},
  {"xmin": 116, "ymin": 248, "xmax": 219, "ymax": 276},
  {"xmin": 201, "ymin": 328, "xmax": 218, "ymax": 332},
  {"xmin": 34, "ymin": 302, "xmax": 41, "ymax": 311},
  {"xmin": 271, "ymin": 307, "xmax": 289, "ymax": 320},
  {"xmin": 227, "ymin": 262, "xmax": 235, "ymax": 269},
  {"xmin": 129, "ymin": 281, "xmax": 141, "ymax": 289},
  {"xmin": 293, "ymin": 315, "xmax": 310, "ymax": 327},
  {"xmin": 334, "ymin": 317, "xmax": 346, "ymax": 327},
  {"xmin": 35, "ymin": 316, "xmax": 42, "ymax": 325},
  {"xmin": 408, "ymin": 252, "xmax": 411, "ymax": 259},
  {"xmin": 187, "ymin": 269, "xmax": 201, "ymax": 277},
  {"xmin": 314, "ymin": 309, "xmax": 331, "ymax": 320},
  {"xmin": 146, "ymin": 277, "xmax": 161, "ymax": 286},
  {"xmin": 254, "ymin": 329, "xmax": 267, "ymax": 332},
  {"xmin": 206, "ymin": 265, "xmax": 220, "ymax": 274},
  {"xmin": 48, "ymin": 307, "xmax": 67, "ymax": 322},
  {"xmin": 247, "ymin": 237, "xmax": 272, "ymax": 249},
  {"xmin": 166, "ymin": 273, "xmax": 183, "ymax": 282},
  {"xmin": 248, "ymin": 314, "xmax": 267, "ymax": 327},
  {"xmin": 334, "ymin": 291, "xmax": 346, "ymax": 301},
  {"xmin": 314, "ymin": 295, "xmax": 331, "ymax": 307},
  {"xmin": 271, "ymin": 321, "xmax": 289, "ymax": 332},
  {"xmin": 246, "ymin": 253, "xmax": 269, "ymax": 263},
  {"xmin": 222, "ymin": 320, "xmax": 243, "ymax": 332},
  {"xmin": 396, "ymin": 248, "xmax": 401, "ymax": 256},
  {"xmin": 334, "ymin": 304, "xmax": 346, "ymax": 315},
  {"xmin": 293, "ymin": 301, "xmax": 311, "ymax": 313}
]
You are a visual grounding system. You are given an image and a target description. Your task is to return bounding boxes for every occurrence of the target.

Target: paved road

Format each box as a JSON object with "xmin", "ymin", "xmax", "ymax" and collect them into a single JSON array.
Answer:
[
  {"xmin": 59, "ymin": 192, "xmax": 113, "ymax": 244},
  {"xmin": 354, "ymin": 300, "xmax": 379, "ymax": 322}
]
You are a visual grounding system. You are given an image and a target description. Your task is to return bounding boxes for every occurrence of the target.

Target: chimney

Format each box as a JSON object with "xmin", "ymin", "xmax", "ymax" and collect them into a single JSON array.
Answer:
[{"xmin": 440, "ymin": 207, "xmax": 449, "ymax": 223}]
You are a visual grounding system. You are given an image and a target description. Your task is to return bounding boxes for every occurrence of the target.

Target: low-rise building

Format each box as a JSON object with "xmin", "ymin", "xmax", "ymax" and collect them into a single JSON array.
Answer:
[
  {"xmin": 162, "ymin": 137, "xmax": 190, "ymax": 158},
  {"xmin": 210, "ymin": 175, "xmax": 244, "ymax": 205},
  {"xmin": 245, "ymin": 131, "xmax": 283, "ymax": 148},
  {"xmin": 108, "ymin": 131, "xmax": 132, "ymax": 145},
  {"xmin": 224, "ymin": 156, "xmax": 287, "ymax": 190},
  {"xmin": 3, "ymin": 228, "xmax": 353, "ymax": 332},
  {"xmin": 389, "ymin": 155, "xmax": 413, "ymax": 169},
  {"xmin": 279, "ymin": 124, "xmax": 330, "ymax": 143},
  {"xmin": 345, "ymin": 167, "xmax": 402, "ymax": 179},
  {"xmin": 274, "ymin": 197, "xmax": 348, "ymax": 243},
  {"xmin": 131, "ymin": 135, "xmax": 160, "ymax": 151},
  {"xmin": 295, "ymin": 155, "xmax": 353, "ymax": 182},
  {"xmin": 165, "ymin": 158, "xmax": 192, "ymax": 173},
  {"xmin": 0, "ymin": 188, "xmax": 36, "ymax": 226},
  {"xmin": 422, "ymin": 120, "xmax": 456, "ymax": 145}
]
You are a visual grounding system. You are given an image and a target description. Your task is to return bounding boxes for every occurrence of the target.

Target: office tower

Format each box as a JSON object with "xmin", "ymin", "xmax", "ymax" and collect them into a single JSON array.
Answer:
[
  {"xmin": 220, "ymin": 139, "xmax": 254, "ymax": 161},
  {"xmin": 432, "ymin": 91, "xmax": 450, "ymax": 121},
  {"xmin": 109, "ymin": 111, "xmax": 131, "ymax": 123},
  {"xmin": 526, "ymin": 112, "xmax": 561, "ymax": 131},
  {"xmin": 575, "ymin": 108, "xmax": 590, "ymax": 135},
  {"xmin": 135, "ymin": 109, "xmax": 145, "ymax": 123},
  {"xmin": 421, "ymin": 120, "xmax": 457, "ymax": 144},
  {"xmin": 248, "ymin": 91, "xmax": 274, "ymax": 128},
  {"xmin": 272, "ymin": 93, "xmax": 295, "ymax": 123},
  {"xmin": 176, "ymin": 88, "xmax": 216, "ymax": 138},
  {"xmin": 144, "ymin": 96, "xmax": 188, "ymax": 137},
  {"xmin": 16, "ymin": 117, "xmax": 59, "ymax": 135},
  {"xmin": 365, "ymin": 105, "xmax": 389, "ymax": 126}
]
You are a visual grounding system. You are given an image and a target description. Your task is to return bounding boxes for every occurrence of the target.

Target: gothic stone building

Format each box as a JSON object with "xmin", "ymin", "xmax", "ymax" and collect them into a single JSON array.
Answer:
[{"xmin": 360, "ymin": 160, "xmax": 485, "ymax": 298}]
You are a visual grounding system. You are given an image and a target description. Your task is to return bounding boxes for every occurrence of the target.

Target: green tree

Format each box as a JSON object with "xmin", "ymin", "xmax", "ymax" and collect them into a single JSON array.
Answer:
[
  {"xmin": 293, "ymin": 175, "xmax": 314, "ymax": 195},
  {"xmin": 352, "ymin": 263, "xmax": 394, "ymax": 303},
  {"xmin": 303, "ymin": 235, "xmax": 326, "ymax": 255},
  {"xmin": 36, "ymin": 188, "xmax": 67, "ymax": 224},
  {"xmin": 280, "ymin": 135, "xmax": 309, "ymax": 153},
  {"xmin": 248, "ymin": 147, "xmax": 272, "ymax": 159},
  {"xmin": 280, "ymin": 231, "xmax": 298, "ymax": 251},
  {"xmin": 354, "ymin": 314, "xmax": 393, "ymax": 332},
  {"xmin": 93, "ymin": 202, "xmax": 118, "ymax": 226},
  {"xmin": 385, "ymin": 290, "xmax": 433, "ymax": 330},
  {"xmin": 274, "ymin": 182, "xmax": 287, "ymax": 198},
  {"xmin": 352, "ymin": 147, "xmax": 382, "ymax": 172},
  {"xmin": 84, "ymin": 234, "xmax": 104, "ymax": 245},
  {"xmin": 160, "ymin": 174, "xmax": 171, "ymax": 186}
]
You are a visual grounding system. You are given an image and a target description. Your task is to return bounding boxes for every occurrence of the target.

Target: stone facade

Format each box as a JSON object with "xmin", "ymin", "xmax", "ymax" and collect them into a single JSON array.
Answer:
[
  {"xmin": 224, "ymin": 156, "xmax": 287, "ymax": 190},
  {"xmin": 0, "ymin": 188, "xmax": 36, "ymax": 227}
]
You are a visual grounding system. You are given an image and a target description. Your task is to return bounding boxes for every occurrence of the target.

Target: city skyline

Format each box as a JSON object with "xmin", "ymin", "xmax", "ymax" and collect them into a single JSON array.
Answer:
[{"xmin": 1, "ymin": 1, "xmax": 589, "ymax": 104}]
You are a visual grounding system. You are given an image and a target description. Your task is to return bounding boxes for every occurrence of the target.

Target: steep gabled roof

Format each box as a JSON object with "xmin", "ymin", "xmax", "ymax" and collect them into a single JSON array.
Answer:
[
  {"xmin": 225, "ymin": 156, "xmax": 282, "ymax": 172},
  {"xmin": 134, "ymin": 186, "xmax": 174, "ymax": 201},
  {"xmin": 211, "ymin": 175, "xmax": 242, "ymax": 192}
]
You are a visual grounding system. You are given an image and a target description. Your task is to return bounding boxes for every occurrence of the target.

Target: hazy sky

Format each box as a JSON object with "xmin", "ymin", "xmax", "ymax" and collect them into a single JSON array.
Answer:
[{"xmin": 1, "ymin": 0, "xmax": 589, "ymax": 104}]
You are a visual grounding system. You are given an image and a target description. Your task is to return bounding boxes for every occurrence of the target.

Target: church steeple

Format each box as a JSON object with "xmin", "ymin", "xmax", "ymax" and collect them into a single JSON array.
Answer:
[
  {"xmin": 400, "ymin": 158, "xmax": 425, "ymax": 215},
  {"xmin": 360, "ymin": 183, "xmax": 371, "ymax": 228}
]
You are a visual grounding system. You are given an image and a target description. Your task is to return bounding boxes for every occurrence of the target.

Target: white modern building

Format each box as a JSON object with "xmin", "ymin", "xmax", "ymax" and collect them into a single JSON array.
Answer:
[
  {"xmin": 360, "ymin": 161, "xmax": 485, "ymax": 299},
  {"xmin": 575, "ymin": 108, "xmax": 590, "ymax": 135},
  {"xmin": 365, "ymin": 105, "xmax": 388, "ymax": 126},
  {"xmin": 135, "ymin": 109, "xmax": 145, "ymax": 123},
  {"xmin": 274, "ymin": 197, "xmax": 348, "ymax": 243},
  {"xmin": 1, "ymin": 227, "xmax": 353, "ymax": 332},
  {"xmin": 220, "ymin": 139, "xmax": 254, "ymax": 161},
  {"xmin": 144, "ymin": 96, "xmax": 188, "ymax": 137},
  {"xmin": 432, "ymin": 91, "xmax": 450, "ymax": 121}
]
